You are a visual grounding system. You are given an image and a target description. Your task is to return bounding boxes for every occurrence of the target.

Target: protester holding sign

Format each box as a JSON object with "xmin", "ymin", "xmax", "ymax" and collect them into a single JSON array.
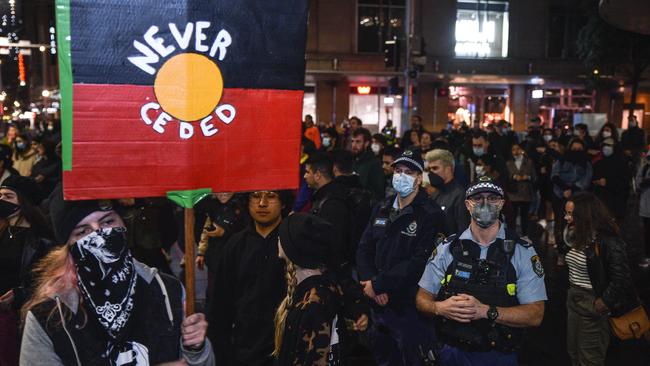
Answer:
[{"xmin": 20, "ymin": 194, "xmax": 214, "ymax": 366}]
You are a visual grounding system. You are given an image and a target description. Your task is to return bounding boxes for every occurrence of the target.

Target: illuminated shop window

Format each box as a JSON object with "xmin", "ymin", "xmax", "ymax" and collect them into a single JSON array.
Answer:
[{"xmin": 455, "ymin": 0, "xmax": 509, "ymax": 58}]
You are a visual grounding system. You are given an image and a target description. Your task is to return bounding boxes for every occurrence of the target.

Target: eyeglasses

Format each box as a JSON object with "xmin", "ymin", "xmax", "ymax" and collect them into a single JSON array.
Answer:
[
  {"xmin": 468, "ymin": 194, "xmax": 502, "ymax": 204},
  {"xmin": 249, "ymin": 191, "xmax": 280, "ymax": 203}
]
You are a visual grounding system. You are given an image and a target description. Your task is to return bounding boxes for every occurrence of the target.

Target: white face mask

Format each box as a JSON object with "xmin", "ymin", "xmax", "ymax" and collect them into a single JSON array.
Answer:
[
  {"xmin": 543, "ymin": 135, "xmax": 553, "ymax": 142},
  {"xmin": 371, "ymin": 143, "xmax": 382, "ymax": 155},
  {"xmin": 475, "ymin": 165, "xmax": 486, "ymax": 177},
  {"xmin": 602, "ymin": 146, "xmax": 614, "ymax": 157},
  {"xmin": 392, "ymin": 173, "xmax": 416, "ymax": 198},
  {"xmin": 322, "ymin": 136, "xmax": 331, "ymax": 147},
  {"xmin": 602, "ymin": 131, "xmax": 612, "ymax": 138}
]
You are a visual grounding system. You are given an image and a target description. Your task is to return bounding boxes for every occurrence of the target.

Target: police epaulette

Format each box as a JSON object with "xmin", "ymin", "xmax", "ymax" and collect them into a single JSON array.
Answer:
[
  {"xmin": 517, "ymin": 237, "xmax": 532, "ymax": 248},
  {"xmin": 441, "ymin": 234, "xmax": 458, "ymax": 246}
]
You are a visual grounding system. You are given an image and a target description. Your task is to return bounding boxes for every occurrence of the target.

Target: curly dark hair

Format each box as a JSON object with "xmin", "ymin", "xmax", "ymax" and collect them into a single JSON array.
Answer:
[{"xmin": 568, "ymin": 192, "xmax": 619, "ymax": 250}]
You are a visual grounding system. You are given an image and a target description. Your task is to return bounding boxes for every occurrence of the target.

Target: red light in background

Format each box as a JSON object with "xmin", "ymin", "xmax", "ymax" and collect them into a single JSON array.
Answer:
[
  {"xmin": 357, "ymin": 86, "xmax": 371, "ymax": 95},
  {"xmin": 18, "ymin": 53, "xmax": 26, "ymax": 84}
]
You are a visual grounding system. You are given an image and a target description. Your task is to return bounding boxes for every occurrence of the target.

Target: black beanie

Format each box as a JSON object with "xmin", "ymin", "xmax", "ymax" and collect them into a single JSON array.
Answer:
[
  {"xmin": 1, "ymin": 175, "xmax": 44, "ymax": 204},
  {"xmin": 49, "ymin": 184, "xmax": 114, "ymax": 243},
  {"xmin": 278, "ymin": 213, "xmax": 332, "ymax": 269}
]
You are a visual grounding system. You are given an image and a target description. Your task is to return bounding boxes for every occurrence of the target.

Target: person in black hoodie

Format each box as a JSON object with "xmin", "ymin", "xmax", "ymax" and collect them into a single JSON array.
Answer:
[
  {"xmin": 592, "ymin": 138, "xmax": 631, "ymax": 222},
  {"xmin": 273, "ymin": 213, "xmax": 344, "ymax": 365}
]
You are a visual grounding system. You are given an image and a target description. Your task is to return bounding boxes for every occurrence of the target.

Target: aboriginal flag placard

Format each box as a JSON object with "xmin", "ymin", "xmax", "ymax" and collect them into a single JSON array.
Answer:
[{"xmin": 56, "ymin": 0, "xmax": 308, "ymax": 200}]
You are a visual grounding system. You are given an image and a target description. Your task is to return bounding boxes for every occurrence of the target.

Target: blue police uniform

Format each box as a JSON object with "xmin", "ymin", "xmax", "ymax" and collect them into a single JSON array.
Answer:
[
  {"xmin": 419, "ymin": 224, "xmax": 548, "ymax": 366},
  {"xmin": 357, "ymin": 189, "xmax": 447, "ymax": 366}
]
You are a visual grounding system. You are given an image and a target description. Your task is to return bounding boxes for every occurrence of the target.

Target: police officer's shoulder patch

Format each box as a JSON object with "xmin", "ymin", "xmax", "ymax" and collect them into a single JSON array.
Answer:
[{"xmin": 531, "ymin": 255, "xmax": 544, "ymax": 277}]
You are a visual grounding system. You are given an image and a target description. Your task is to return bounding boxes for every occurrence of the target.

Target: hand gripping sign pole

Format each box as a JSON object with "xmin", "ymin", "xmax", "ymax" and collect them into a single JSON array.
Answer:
[{"xmin": 167, "ymin": 189, "xmax": 211, "ymax": 314}]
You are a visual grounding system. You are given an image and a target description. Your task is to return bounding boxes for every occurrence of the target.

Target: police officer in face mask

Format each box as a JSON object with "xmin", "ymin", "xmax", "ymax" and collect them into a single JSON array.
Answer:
[
  {"xmin": 357, "ymin": 150, "xmax": 447, "ymax": 366},
  {"xmin": 416, "ymin": 177, "xmax": 547, "ymax": 366}
]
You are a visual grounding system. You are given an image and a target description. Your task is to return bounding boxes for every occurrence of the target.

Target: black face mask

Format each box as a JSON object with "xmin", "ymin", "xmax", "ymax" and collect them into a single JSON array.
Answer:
[
  {"xmin": 428, "ymin": 172, "xmax": 445, "ymax": 189},
  {"xmin": 0, "ymin": 199, "xmax": 19, "ymax": 219}
]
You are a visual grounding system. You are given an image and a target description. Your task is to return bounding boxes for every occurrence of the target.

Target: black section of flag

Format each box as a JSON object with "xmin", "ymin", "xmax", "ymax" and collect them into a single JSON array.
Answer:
[{"xmin": 70, "ymin": 0, "xmax": 308, "ymax": 90}]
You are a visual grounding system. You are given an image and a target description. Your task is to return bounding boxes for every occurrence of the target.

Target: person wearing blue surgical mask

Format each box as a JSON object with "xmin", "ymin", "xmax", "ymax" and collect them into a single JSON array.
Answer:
[{"xmin": 357, "ymin": 150, "xmax": 447, "ymax": 366}]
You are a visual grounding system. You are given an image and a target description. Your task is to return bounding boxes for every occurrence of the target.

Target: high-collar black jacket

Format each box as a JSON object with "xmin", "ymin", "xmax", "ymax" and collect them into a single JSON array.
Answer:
[
  {"xmin": 208, "ymin": 224, "xmax": 286, "ymax": 366},
  {"xmin": 431, "ymin": 179, "xmax": 468, "ymax": 236},
  {"xmin": 584, "ymin": 234, "xmax": 637, "ymax": 316}
]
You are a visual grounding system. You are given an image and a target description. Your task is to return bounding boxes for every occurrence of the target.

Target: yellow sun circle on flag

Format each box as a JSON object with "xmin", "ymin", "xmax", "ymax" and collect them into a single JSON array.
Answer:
[{"xmin": 154, "ymin": 53, "xmax": 223, "ymax": 122}]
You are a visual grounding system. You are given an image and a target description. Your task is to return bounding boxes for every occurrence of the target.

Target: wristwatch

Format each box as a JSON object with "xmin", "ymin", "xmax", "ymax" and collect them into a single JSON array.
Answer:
[{"xmin": 487, "ymin": 305, "xmax": 499, "ymax": 322}]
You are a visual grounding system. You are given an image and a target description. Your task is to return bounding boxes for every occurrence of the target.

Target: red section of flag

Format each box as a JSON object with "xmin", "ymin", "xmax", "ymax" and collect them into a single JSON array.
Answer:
[{"xmin": 63, "ymin": 84, "xmax": 302, "ymax": 200}]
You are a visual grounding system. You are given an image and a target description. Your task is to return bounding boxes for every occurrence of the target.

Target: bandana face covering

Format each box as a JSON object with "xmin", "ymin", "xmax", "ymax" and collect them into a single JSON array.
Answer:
[{"xmin": 70, "ymin": 227, "xmax": 138, "ymax": 359}]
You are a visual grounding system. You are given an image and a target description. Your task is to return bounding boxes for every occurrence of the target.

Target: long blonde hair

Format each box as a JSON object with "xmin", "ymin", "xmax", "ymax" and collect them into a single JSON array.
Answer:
[
  {"xmin": 272, "ymin": 261, "xmax": 297, "ymax": 357},
  {"xmin": 21, "ymin": 244, "xmax": 81, "ymax": 325}
]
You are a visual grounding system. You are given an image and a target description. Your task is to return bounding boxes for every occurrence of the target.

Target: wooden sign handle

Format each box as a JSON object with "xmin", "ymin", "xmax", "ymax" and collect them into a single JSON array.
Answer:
[{"xmin": 184, "ymin": 207, "xmax": 196, "ymax": 315}]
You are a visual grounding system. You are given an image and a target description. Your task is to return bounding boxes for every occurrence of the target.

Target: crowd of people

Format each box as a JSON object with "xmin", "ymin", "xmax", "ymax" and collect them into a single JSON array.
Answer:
[{"xmin": 0, "ymin": 112, "xmax": 647, "ymax": 365}]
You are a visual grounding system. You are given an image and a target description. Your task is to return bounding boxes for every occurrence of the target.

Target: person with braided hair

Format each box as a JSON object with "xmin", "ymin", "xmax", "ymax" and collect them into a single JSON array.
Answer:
[{"xmin": 273, "ymin": 213, "xmax": 344, "ymax": 365}]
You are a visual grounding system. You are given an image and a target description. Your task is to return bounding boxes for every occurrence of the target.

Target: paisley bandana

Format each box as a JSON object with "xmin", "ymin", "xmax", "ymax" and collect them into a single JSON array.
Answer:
[{"xmin": 70, "ymin": 227, "xmax": 137, "ymax": 343}]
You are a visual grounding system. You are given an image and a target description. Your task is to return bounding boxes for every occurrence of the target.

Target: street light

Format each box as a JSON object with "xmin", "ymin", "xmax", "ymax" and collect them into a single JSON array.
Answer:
[
  {"xmin": 39, "ymin": 45, "xmax": 46, "ymax": 52},
  {"xmin": 13, "ymin": 101, "xmax": 20, "ymax": 107},
  {"xmin": 42, "ymin": 89, "xmax": 50, "ymax": 98}
]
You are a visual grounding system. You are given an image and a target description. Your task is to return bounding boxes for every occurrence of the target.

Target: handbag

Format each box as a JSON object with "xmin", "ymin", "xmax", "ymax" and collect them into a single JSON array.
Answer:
[
  {"xmin": 592, "ymin": 241, "xmax": 650, "ymax": 340},
  {"xmin": 608, "ymin": 304, "xmax": 650, "ymax": 340}
]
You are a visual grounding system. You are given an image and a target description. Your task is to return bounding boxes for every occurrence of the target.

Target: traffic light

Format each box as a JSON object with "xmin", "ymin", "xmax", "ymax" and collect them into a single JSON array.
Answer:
[{"xmin": 384, "ymin": 36, "xmax": 400, "ymax": 70}]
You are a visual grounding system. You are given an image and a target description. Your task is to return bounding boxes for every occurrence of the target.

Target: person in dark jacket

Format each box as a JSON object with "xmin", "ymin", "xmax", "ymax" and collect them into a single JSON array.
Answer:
[
  {"xmin": 400, "ymin": 115, "xmax": 424, "ymax": 150},
  {"xmin": 304, "ymin": 153, "xmax": 370, "ymax": 334},
  {"xmin": 117, "ymin": 197, "xmax": 178, "ymax": 274},
  {"xmin": 304, "ymin": 153, "xmax": 350, "ymax": 263},
  {"xmin": 465, "ymin": 129, "xmax": 509, "ymax": 185},
  {"xmin": 332, "ymin": 149, "xmax": 365, "ymax": 191},
  {"xmin": 209, "ymin": 190, "xmax": 290, "ymax": 366},
  {"xmin": 0, "ymin": 176, "xmax": 53, "ymax": 366},
  {"xmin": 425, "ymin": 148, "xmax": 469, "ymax": 235},
  {"xmin": 352, "ymin": 128, "xmax": 385, "ymax": 200},
  {"xmin": 21, "ymin": 193, "xmax": 213, "ymax": 366},
  {"xmin": 563, "ymin": 192, "xmax": 637, "ymax": 366},
  {"xmin": 621, "ymin": 115, "xmax": 646, "ymax": 159},
  {"xmin": 506, "ymin": 143, "xmax": 537, "ymax": 236},
  {"xmin": 592, "ymin": 138, "xmax": 631, "ymax": 221},
  {"xmin": 273, "ymin": 213, "xmax": 344, "ymax": 365},
  {"xmin": 195, "ymin": 192, "xmax": 246, "ymax": 303},
  {"xmin": 29, "ymin": 137, "xmax": 61, "ymax": 197},
  {"xmin": 357, "ymin": 150, "xmax": 446, "ymax": 366}
]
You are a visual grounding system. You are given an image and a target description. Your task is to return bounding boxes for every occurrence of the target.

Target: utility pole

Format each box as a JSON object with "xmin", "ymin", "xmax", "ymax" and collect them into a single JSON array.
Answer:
[{"xmin": 402, "ymin": 0, "xmax": 415, "ymax": 134}]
